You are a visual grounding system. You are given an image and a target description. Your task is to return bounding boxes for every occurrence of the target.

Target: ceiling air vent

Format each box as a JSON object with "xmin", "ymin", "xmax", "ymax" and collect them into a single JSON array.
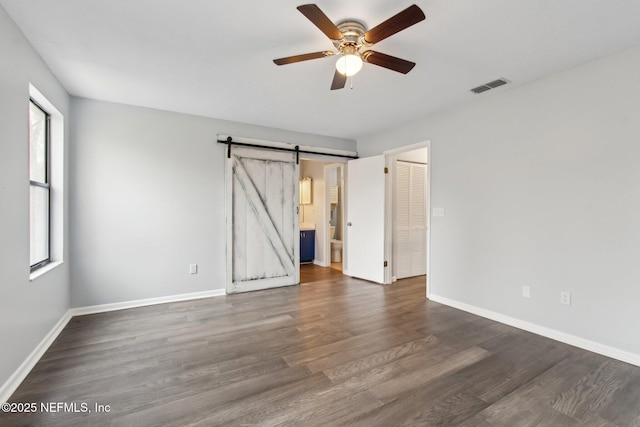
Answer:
[{"xmin": 470, "ymin": 78, "xmax": 510, "ymax": 94}]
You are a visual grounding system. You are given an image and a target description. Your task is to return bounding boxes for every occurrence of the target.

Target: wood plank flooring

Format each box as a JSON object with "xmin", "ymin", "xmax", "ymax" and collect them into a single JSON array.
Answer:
[
  {"xmin": 2, "ymin": 267, "xmax": 640, "ymax": 426},
  {"xmin": 299, "ymin": 263, "xmax": 344, "ymax": 284}
]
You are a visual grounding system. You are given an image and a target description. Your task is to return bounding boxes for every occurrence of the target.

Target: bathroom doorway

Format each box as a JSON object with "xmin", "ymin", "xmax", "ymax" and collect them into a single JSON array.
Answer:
[
  {"xmin": 298, "ymin": 158, "xmax": 347, "ymax": 284},
  {"xmin": 324, "ymin": 163, "xmax": 345, "ymax": 272}
]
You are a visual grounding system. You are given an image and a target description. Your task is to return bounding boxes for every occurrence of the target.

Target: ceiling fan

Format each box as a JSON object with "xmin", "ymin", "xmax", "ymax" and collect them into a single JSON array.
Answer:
[{"xmin": 273, "ymin": 4, "xmax": 426, "ymax": 90}]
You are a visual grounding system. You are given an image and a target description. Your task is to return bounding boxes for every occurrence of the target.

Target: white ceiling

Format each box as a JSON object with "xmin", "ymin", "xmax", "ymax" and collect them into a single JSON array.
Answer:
[{"xmin": 3, "ymin": 0, "xmax": 640, "ymax": 141}]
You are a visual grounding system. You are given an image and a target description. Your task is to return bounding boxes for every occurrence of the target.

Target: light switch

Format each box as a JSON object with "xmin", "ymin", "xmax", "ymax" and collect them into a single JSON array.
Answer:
[
  {"xmin": 189, "ymin": 264, "xmax": 198, "ymax": 274},
  {"xmin": 433, "ymin": 207, "xmax": 445, "ymax": 217}
]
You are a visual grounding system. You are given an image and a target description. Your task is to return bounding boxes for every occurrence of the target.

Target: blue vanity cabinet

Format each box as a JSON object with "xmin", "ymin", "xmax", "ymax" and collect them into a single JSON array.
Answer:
[{"xmin": 300, "ymin": 230, "xmax": 315, "ymax": 263}]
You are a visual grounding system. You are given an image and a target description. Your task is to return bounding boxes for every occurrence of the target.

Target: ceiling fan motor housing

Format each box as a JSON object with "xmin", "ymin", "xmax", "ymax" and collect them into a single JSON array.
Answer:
[{"xmin": 333, "ymin": 20, "xmax": 369, "ymax": 54}]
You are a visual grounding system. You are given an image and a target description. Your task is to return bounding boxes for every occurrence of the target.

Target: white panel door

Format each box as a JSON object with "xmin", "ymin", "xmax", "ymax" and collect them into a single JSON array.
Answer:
[
  {"xmin": 346, "ymin": 155, "xmax": 386, "ymax": 284},
  {"xmin": 226, "ymin": 146, "xmax": 299, "ymax": 293}
]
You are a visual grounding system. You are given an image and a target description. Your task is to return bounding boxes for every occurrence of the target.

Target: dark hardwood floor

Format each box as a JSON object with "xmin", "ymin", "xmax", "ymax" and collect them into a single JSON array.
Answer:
[
  {"xmin": 2, "ymin": 266, "xmax": 640, "ymax": 426},
  {"xmin": 299, "ymin": 263, "xmax": 344, "ymax": 284}
]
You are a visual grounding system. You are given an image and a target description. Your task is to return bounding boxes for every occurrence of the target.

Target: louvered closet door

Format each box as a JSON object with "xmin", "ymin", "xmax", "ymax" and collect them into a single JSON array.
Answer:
[{"xmin": 394, "ymin": 161, "xmax": 426, "ymax": 279}]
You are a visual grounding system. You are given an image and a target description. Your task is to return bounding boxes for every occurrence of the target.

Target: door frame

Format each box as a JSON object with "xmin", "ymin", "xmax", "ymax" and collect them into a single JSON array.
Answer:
[{"xmin": 383, "ymin": 140, "xmax": 431, "ymax": 297}]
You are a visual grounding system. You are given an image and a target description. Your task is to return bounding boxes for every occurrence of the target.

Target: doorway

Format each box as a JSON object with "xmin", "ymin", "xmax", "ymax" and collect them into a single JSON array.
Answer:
[
  {"xmin": 324, "ymin": 163, "xmax": 345, "ymax": 272},
  {"xmin": 384, "ymin": 142, "xmax": 430, "ymax": 295},
  {"xmin": 389, "ymin": 148, "xmax": 428, "ymax": 281},
  {"xmin": 298, "ymin": 158, "xmax": 347, "ymax": 284},
  {"xmin": 222, "ymin": 136, "xmax": 359, "ymax": 292}
]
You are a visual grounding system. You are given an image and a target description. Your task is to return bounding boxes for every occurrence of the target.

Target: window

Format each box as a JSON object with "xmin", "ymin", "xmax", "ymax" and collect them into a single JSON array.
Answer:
[
  {"xmin": 29, "ymin": 99, "xmax": 51, "ymax": 271},
  {"xmin": 28, "ymin": 84, "xmax": 64, "ymax": 279}
]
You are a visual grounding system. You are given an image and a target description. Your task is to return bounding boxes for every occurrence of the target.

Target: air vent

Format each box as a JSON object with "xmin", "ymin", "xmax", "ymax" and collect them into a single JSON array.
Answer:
[{"xmin": 470, "ymin": 78, "xmax": 510, "ymax": 94}]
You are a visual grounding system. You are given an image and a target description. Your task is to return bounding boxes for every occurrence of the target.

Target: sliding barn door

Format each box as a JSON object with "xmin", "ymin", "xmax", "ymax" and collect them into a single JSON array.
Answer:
[
  {"xmin": 226, "ymin": 146, "xmax": 299, "ymax": 293},
  {"xmin": 394, "ymin": 161, "xmax": 427, "ymax": 279}
]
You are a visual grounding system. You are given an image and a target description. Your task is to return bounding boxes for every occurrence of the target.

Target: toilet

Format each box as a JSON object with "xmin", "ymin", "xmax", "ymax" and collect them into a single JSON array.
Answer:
[
  {"xmin": 329, "ymin": 225, "xmax": 342, "ymax": 262},
  {"xmin": 331, "ymin": 239, "xmax": 342, "ymax": 263}
]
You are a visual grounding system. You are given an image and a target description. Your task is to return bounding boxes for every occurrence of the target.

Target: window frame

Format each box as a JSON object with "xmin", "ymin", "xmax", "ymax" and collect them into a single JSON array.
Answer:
[{"xmin": 29, "ymin": 98, "xmax": 52, "ymax": 272}]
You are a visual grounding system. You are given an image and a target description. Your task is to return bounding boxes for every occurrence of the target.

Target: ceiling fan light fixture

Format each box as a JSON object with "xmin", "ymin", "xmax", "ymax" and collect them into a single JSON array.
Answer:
[{"xmin": 336, "ymin": 54, "xmax": 363, "ymax": 76}]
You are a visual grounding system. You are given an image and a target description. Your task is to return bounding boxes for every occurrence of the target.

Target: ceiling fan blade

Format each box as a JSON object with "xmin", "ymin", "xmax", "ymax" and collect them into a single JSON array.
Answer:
[
  {"xmin": 331, "ymin": 70, "xmax": 346, "ymax": 90},
  {"xmin": 363, "ymin": 4, "xmax": 425, "ymax": 44},
  {"xmin": 297, "ymin": 4, "xmax": 343, "ymax": 41},
  {"xmin": 273, "ymin": 51, "xmax": 334, "ymax": 65},
  {"xmin": 362, "ymin": 51, "xmax": 416, "ymax": 74}
]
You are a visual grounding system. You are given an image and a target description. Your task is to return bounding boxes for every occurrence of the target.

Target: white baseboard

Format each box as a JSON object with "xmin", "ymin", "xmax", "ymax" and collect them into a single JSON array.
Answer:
[
  {"xmin": 1, "ymin": 288, "xmax": 226, "ymax": 403},
  {"xmin": 312, "ymin": 259, "xmax": 328, "ymax": 267},
  {"xmin": 70, "ymin": 289, "xmax": 226, "ymax": 316},
  {"xmin": 0, "ymin": 310, "xmax": 73, "ymax": 404},
  {"xmin": 429, "ymin": 294, "xmax": 640, "ymax": 368}
]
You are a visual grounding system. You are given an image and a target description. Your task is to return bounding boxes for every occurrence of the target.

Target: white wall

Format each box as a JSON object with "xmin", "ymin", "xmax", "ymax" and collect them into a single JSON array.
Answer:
[
  {"xmin": 0, "ymin": 6, "xmax": 70, "ymax": 391},
  {"xmin": 70, "ymin": 98, "xmax": 355, "ymax": 306},
  {"xmin": 358, "ymin": 45, "xmax": 640, "ymax": 359},
  {"xmin": 395, "ymin": 147, "xmax": 428, "ymax": 164}
]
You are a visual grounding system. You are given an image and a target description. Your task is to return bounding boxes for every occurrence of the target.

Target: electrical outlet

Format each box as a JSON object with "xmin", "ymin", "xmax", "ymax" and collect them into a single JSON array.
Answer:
[
  {"xmin": 560, "ymin": 291, "xmax": 571, "ymax": 306},
  {"xmin": 189, "ymin": 264, "xmax": 198, "ymax": 275},
  {"xmin": 522, "ymin": 285, "xmax": 531, "ymax": 298}
]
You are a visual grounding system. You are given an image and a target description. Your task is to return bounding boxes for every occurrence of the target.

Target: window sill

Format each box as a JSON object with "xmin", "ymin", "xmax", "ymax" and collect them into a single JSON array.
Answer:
[{"xmin": 30, "ymin": 261, "xmax": 64, "ymax": 281}]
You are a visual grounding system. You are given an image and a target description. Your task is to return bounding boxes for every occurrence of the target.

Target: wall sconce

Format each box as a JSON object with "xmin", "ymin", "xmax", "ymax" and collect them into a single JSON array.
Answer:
[{"xmin": 300, "ymin": 177, "xmax": 312, "ymax": 205}]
